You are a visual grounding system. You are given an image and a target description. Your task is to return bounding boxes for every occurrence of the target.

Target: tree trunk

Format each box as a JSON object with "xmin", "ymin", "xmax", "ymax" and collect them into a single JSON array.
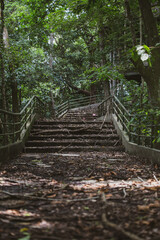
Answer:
[
  {"xmin": 66, "ymin": 80, "xmax": 91, "ymax": 96},
  {"xmin": 19, "ymin": 88, "xmax": 22, "ymax": 107},
  {"xmin": 138, "ymin": 0, "xmax": 159, "ymax": 46},
  {"xmin": 49, "ymin": 33, "xmax": 55, "ymax": 117},
  {"xmin": 139, "ymin": 15, "xmax": 143, "ymax": 45},
  {"xmin": 83, "ymin": 35, "xmax": 97, "ymax": 96},
  {"xmin": 88, "ymin": 48, "xmax": 97, "ymax": 96},
  {"xmin": 132, "ymin": 47, "xmax": 160, "ymax": 107},
  {"xmin": 124, "ymin": 0, "xmax": 137, "ymax": 46},
  {"xmin": 50, "ymin": 90, "xmax": 55, "ymax": 117},
  {"xmin": 99, "ymin": 24, "xmax": 110, "ymax": 100},
  {"xmin": 11, "ymin": 79, "xmax": 19, "ymax": 113},
  {"xmin": 0, "ymin": 0, "xmax": 8, "ymax": 144},
  {"xmin": 11, "ymin": 77, "xmax": 20, "ymax": 140},
  {"xmin": 135, "ymin": 0, "xmax": 160, "ymax": 107},
  {"xmin": 104, "ymin": 80, "xmax": 110, "ymax": 99},
  {"xmin": 0, "ymin": 0, "xmax": 7, "ymax": 111},
  {"xmin": 99, "ymin": 25, "xmax": 106, "ymax": 66}
]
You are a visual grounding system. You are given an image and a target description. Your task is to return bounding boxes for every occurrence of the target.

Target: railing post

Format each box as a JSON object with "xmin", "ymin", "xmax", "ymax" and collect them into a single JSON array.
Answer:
[
  {"xmin": 122, "ymin": 107, "xmax": 125, "ymax": 130},
  {"xmin": 13, "ymin": 115, "xmax": 16, "ymax": 143},
  {"xmin": 112, "ymin": 98, "xmax": 115, "ymax": 115},
  {"xmin": 25, "ymin": 108, "xmax": 27, "ymax": 129},
  {"xmin": 101, "ymin": 103, "xmax": 103, "ymax": 116},
  {"xmin": 117, "ymin": 103, "xmax": 120, "ymax": 122},
  {"xmin": 15, "ymin": 114, "xmax": 20, "ymax": 142},
  {"xmin": 3, "ymin": 113, "xmax": 8, "ymax": 145},
  {"xmin": 18, "ymin": 114, "xmax": 21, "ymax": 140},
  {"xmin": 29, "ymin": 101, "xmax": 32, "ymax": 122},
  {"xmin": 138, "ymin": 117, "xmax": 141, "ymax": 145},
  {"xmin": 68, "ymin": 100, "xmax": 70, "ymax": 111},
  {"xmin": 129, "ymin": 115, "xmax": 132, "ymax": 142},
  {"xmin": 98, "ymin": 105, "xmax": 101, "ymax": 117},
  {"xmin": 151, "ymin": 115, "xmax": 154, "ymax": 148}
]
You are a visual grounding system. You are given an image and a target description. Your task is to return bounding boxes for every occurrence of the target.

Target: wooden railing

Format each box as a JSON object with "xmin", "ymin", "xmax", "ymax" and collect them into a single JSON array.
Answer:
[
  {"xmin": 0, "ymin": 96, "xmax": 45, "ymax": 147},
  {"xmin": 98, "ymin": 95, "xmax": 160, "ymax": 149},
  {"xmin": 55, "ymin": 94, "xmax": 103, "ymax": 118}
]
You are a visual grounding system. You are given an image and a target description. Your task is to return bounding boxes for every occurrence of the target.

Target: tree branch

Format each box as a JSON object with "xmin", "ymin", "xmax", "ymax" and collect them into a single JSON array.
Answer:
[{"xmin": 65, "ymin": 80, "xmax": 91, "ymax": 96}]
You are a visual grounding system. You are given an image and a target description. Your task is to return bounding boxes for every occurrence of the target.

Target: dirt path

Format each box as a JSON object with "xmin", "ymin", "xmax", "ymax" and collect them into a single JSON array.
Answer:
[{"xmin": 0, "ymin": 151, "xmax": 160, "ymax": 240}]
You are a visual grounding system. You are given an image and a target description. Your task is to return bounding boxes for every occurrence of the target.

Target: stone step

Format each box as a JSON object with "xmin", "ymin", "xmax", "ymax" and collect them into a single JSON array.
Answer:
[
  {"xmin": 28, "ymin": 134, "xmax": 119, "ymax": 141},
  {"xmin": 35, "ymin": 121, "xmax": 112, "ymax": 125},
  {"xmin": 25, "ymin": 107, "xmax": 123, "ymax": 154},
  {"xmin": 64, "ymin": 112, "xmax": 98, "ymax": 115},
  {"xmin": 63, "ymin": 118, "xmax": 98, "ymax": 121},
  {"xmin": 63, "ymin": 114, "xmax": 98, "ymax": 120},
  {"xmin": 63, "ymin": 115, "xmax": 98, "ymax": 118},
  {"xmin": 31, "ymin": 124, "xmax": 115, "ymax": 130},
  {"xmin": 25, "ymin": 139, "xmax": 121, "ymax": 147},
  {"xmin": 24, "ymin": 145, "xmax": 125, "ymax": 153},
  {"xmin": 30, "ymin": 129, "xmax": 117, "ymax": 135},
  {"xmin": 63, "ymin": 114, "xmax": 98, "ymax": 117}
]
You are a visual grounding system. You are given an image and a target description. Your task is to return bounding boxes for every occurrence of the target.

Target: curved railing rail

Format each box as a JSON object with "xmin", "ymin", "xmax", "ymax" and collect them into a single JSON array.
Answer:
[
  {"xmin": 0, "ymin": 96, "xmax": 45, "ymax": 147},
  {"xmin": 98, "ymin": 95, "xmax": 160, "ymax": 149},
  {"xmin": 55, "ymin": 94, "xmax": 103, "ymax": 118}
]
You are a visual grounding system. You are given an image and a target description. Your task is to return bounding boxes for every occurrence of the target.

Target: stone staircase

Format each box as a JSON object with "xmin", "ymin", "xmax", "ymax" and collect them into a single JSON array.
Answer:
[{"xmin": 24, "ymin": 109, "xmax": 124, "ymax": 153}]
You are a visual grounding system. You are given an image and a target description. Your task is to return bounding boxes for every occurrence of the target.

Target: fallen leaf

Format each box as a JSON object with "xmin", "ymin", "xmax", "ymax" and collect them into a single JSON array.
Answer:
[
  {"xmin": 149, "ymin": 201, "xmax": 160, "ymax": 208},
  {"xmin": 141, "ymin": 220, "xmax": 152, "ymax": 225},
  {"xmin": 154, "ymin": 164, "xmax": 158, "ymax": 169},
  {"xmin": 138, "ymin": 201, "xmax": 160, "ymax": 211},
  {"xmin": 47, "ymin": 194, "xmax": 56, "ymax": 198},
  {"xmin": 32, "ymin": 220, "xmax": 53, "ymax": 229},
  {"xmin": 135, "ymin": 220, "xmax": 151, "ymax": 225},
  {"xmin": 145, "ymin": 186, "xmax": 160, "ymax": 191},
  {"xmin": 20, "ymin": 228, "xmax": 29, "ymax": 233},
  {"xmin": 105, "ymin": 193, "xmax": 113, "ymax": 199},
  {"xmin": 111, "ymin": 171, "xmax": 117, "ymax": 176},
  {"xmin": 138, "ymin": 205, "xmax": 150, "ymax": 211}
]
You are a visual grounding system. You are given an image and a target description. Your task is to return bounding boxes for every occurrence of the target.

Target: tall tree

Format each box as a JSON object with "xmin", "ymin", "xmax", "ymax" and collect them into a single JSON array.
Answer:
[
  {"xmin": 0, "ymin": 0, "xmax": 7, "ymax": 110},
  {"xmin": 124, "ymin": 0, "xmax": 137, "ymax": 46},
  {"xmin": 132, "ymin": 0, "xmax": 160, "ymax": 107},
  {"xmin": 138, "ymin": 0, "xmax": 159, "ymax": 46}
]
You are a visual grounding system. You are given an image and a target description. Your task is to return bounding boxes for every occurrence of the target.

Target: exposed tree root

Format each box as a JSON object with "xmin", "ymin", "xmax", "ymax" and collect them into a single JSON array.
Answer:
[{"xmin": 101, "ymin": 193, "xmax": 144, "ymax": 240}]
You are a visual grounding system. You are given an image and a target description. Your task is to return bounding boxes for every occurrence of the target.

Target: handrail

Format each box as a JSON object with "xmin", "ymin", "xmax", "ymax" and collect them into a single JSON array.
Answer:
[
  {"xmin": 55, "ymin": 94, "xmax": 103, "ymax": 118},
  {"xmin": 113, "ymin": 96, "xmax": 132, "ymax": 117},
  {"xmin": 98, "ymin": 93, "xmax": 160, "ymax": 149},
  {"xmin": 0, "ymin": 96, "xmax": 45, "ymax": 147},
  {"xmin": 69, "ymin": 94, "xmax": 100, "ymax": 102}
]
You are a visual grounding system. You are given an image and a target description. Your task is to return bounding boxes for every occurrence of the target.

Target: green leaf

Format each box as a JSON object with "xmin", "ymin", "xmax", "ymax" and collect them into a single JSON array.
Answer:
[
  {"xmin": 131, "ymin": 50, "xmax": 139, "ymax": 62},
  {"xmin": 18, "ymin": 235, "xmax": 30, "ymax": 240},
  {"xmin": 143, "ymin": 45, "xmax": 150, "ymax": 53}
]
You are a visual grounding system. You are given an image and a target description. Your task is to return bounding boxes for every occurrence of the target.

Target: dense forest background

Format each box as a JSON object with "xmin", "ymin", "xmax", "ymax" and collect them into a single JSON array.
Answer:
[{"xmin": 0, "ymin": 0, "xmax": 160, "ymax": 114}]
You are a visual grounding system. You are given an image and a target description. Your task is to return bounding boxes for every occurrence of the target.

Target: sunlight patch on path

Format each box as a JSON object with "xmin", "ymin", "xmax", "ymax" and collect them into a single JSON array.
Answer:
[
  {"xmin": 70, "ymin": 179, "xmax": 160, "ymax": 190},
  {"xmin": 0, "ymin": 209, "xmax": 38, "ymax": 217}
]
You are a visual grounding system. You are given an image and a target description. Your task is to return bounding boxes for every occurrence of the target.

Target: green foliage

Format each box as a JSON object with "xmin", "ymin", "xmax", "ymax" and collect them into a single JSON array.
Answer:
[
  {"xmin": 119, "ymin": 79, "xmax": 160, "ymax": 146},
  {"xmin": 1, "ymin": 0, "xmax": 130, "ymax": 108},
  {"xmin": 1, "ymin": 0, "xmax": 159, "ymax": 116},
  {"xmin": 84, "ymin": 65, "xmax": 124, "ymax": 85}
]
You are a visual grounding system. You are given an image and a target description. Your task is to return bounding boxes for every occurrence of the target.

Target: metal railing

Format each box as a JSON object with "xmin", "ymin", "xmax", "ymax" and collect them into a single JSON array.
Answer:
[
  {"xmin": 55, "ymin": 94, "xmax": 103, "ymax": 118},
  {"xmin": 0, "ymin": 96, "xmax": 45, "ymax": 147},
  {"xmin": 98, "ymin": 95, "xmax": 160, "ymax": 149}
]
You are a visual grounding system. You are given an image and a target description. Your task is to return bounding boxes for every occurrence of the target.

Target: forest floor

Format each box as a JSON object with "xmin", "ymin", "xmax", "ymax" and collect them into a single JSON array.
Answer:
[{"xmin": 0, "ymin": 151, "xmax": 160, "ymax": 240}]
